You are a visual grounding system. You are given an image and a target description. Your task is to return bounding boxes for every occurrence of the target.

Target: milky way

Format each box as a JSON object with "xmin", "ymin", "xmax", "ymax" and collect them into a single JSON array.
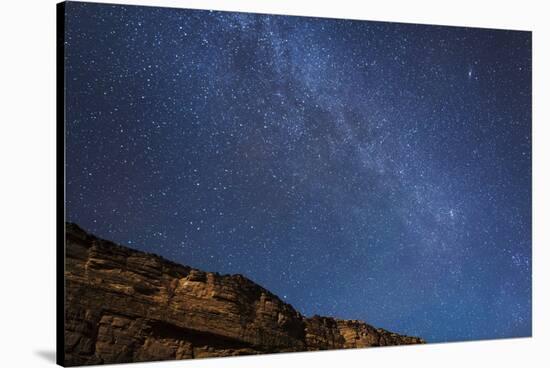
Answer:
[{"xmin": 64, "ymin": 2, "xmax": 531, "ymax": 343}]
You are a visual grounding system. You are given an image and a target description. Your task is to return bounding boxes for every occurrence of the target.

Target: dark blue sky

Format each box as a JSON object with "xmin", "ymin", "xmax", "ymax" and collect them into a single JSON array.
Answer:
[{"xmin": 64, "ymin": 2, "xmax": 531, "ymax": 343}]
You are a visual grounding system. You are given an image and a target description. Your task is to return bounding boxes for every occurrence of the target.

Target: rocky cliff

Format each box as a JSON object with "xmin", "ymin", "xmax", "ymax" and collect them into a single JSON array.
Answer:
[{"xmin": 64, "ymin": 223, "xmax": 424, "ymax": 366}]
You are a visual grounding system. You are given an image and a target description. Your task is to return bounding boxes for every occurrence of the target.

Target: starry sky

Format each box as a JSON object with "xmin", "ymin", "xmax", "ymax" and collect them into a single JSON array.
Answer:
[{"xmin": 64, "ymin": 2, "xmax": 532, "ymax": 343}]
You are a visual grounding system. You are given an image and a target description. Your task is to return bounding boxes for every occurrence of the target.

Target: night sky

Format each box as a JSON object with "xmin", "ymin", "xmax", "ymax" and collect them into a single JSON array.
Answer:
[{"xmin": 64, "ymin": 2, "xmax": 532, "ymax": 343}]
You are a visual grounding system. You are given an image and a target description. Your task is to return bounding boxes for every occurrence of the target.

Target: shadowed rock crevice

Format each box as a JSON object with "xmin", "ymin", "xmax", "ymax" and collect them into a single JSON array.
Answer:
[{"xmin": 64, "ymin": 222, "xmax": 425, "ymax": 366}]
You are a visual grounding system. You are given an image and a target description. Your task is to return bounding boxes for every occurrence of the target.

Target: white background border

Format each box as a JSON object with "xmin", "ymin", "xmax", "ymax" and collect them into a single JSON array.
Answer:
[{"xmin": 0, "ymin": 0, "xmax": 548, "ymax": 367}]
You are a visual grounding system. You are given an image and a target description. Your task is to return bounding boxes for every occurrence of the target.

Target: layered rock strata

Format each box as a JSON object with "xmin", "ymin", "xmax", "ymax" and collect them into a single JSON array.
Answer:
[{"xmin": 64, "ymin": 223, "xmax": 424, "ymax": 366}]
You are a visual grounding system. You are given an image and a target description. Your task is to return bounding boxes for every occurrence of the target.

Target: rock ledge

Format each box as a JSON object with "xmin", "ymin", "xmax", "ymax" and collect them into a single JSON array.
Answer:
[{"xmin": 64, "ymin": 222, "xmax": 425, "ymax": 366}]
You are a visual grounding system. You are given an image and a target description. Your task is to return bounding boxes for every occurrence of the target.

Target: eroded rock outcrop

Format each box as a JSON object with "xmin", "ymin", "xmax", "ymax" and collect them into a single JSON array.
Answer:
[{"xmin": 64, "ymin": 223, "xmax": 424, "ymax": 366}]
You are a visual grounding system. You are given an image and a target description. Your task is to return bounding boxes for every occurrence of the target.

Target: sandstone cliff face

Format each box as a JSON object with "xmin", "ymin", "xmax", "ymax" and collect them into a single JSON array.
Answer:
[{"xmin": 64, "ymin": 223, "xmax": 424, "ymax": 366}]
